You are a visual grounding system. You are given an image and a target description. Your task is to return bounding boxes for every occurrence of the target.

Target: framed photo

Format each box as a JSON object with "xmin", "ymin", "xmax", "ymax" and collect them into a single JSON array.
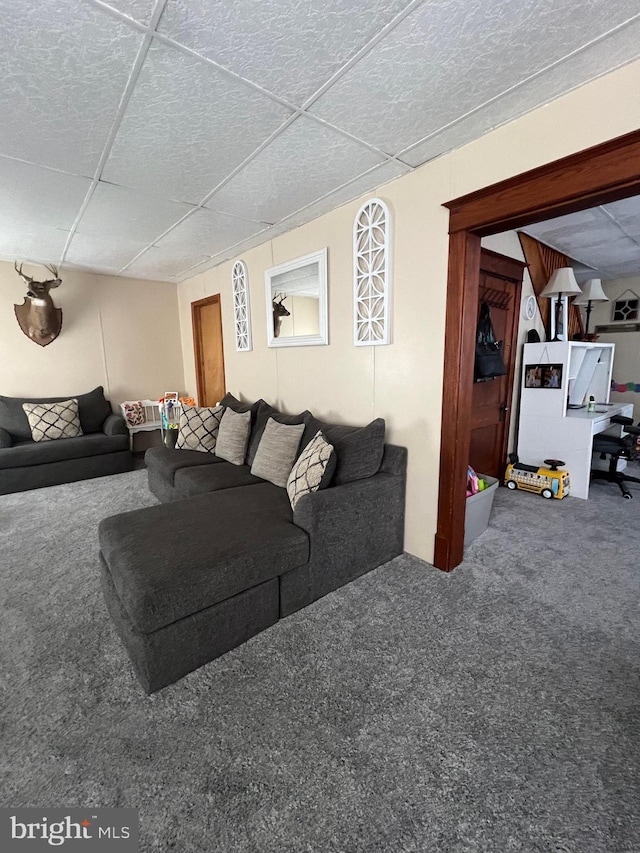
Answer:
[{"xmin": 525, "ymin": 363, "xmax": 563, "ymax": 389}]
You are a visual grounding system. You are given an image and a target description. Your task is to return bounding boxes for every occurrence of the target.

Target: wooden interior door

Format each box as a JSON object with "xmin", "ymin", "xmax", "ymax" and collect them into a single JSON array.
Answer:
[
  {"xmin": 468, "ymin": 249, "xmax": 524, "ymax": 479},
  {"xmin": 192, "ymin": 295, "xmax": 226, "ymax": 406}
]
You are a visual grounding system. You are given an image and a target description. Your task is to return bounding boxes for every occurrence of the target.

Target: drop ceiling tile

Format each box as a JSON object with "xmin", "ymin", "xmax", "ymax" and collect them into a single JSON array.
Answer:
[
  {"xmin": 99, "ymin": 0, "xmax": 157, "ymax": 24},
  {"xmin": 154, "ymin": 209, "xmax": 267, "ymax": 257},
  {"xmin": 205, "ymin": 117, "xmax": 384, "ymax": 222},
  {"xmin": 0, "ymin": 0, "xmax": 143, "ymax": 175},
  {"xmin": 525, "ymin": 209, "xmax": 624, "ymax": 253},
  {"xmin": 124, "ymin": 249, "xmax": 211, "ymax": 280},
  {"xmin": 157, "ymin": 0, "xmax": 412, "ymax": 105},
  {"xmin": 65, "ymin": 233, "xmax": 149, "ymax": 270},
  {"xmin": 76, "ymin": 182, "xmax": 193, "ymax": 244},
  {"xmin": 102, "ymin": 42, "xmax": 293, "ymax": 203},
  {"xmin": 0, "ymin": 158, "xmax": 91, "ymax": 229},
  {"xmin": 278, "ymin": 161, "xmax": 411, "ymax": 229},
  {"xmin": 603, "ymin": 197, "xmax": 640, "ymax": 239},
  {"xmin": 403, "ymin": 16, "xmax": 640, "ymax": 166},
  {"xmin": 310, "ymin": 0, "xmax": 640, "ymax": 155},
  {"xmin": 0, "ymin": 224, "xmax": 69, "ymax": 267}
]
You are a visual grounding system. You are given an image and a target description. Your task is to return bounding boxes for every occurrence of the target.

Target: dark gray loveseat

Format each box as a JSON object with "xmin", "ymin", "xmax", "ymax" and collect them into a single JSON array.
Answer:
[
  {"xmin": 98, "ymin": 395, "xmax": 407, "ymax": 693},
  {"xmin": 0, "ymin": 386, "xmax": 133, "ymax": 495}
]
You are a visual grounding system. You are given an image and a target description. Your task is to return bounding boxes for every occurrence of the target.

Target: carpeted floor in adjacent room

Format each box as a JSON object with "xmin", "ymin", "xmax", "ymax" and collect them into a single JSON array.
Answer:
[{"xmin": 1, "ymin": 468, "xmax": 639, "ymax": 852}]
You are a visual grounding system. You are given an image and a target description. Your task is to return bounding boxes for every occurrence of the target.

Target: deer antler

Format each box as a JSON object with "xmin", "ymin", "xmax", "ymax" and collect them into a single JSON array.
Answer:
[
  {"xmin": 44, "ymin": 263, "xmax": 59, "ymax": 280},
  {"xmin": 14, "ymin": 261, "xmax": 34, "ymax": 284}
]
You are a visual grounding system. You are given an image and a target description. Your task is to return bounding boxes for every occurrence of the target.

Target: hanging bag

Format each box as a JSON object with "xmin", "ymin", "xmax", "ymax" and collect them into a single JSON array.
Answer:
[{"xmin": 474, "ymin": 301, "xmax": 507, "ymax": 381}]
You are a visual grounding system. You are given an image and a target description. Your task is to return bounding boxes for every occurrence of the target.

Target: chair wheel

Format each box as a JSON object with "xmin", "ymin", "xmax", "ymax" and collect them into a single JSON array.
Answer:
[{"xmin": 623, "ymin": 493, "xmax": 633, "ymax": 500}]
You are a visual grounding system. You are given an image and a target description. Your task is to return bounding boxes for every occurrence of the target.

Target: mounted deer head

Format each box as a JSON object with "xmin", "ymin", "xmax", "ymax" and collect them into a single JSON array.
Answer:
[
  {"xmin": 14, "ymin": 262, "xmax": 63, "ymax": 347},
  {"xmin": 272, "ymin": 293, "xmax": 290, "ymax": 338}
]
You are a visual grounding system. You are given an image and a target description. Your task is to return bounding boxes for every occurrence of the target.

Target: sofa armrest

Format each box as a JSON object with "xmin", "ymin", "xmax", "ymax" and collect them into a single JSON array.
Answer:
[
  {"xmin": 102, "ymin": 413, "xmax": 129, "ymax": 437},
  {"xmin": 282, "ymin": 445, "xmax": 407, "ymax": 616},
  {"xmin": 0, "ymin": 427, "xmax": 12, "ymax": 448}
]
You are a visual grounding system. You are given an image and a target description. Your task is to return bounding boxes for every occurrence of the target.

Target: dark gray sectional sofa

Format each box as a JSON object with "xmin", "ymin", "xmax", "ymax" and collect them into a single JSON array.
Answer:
[
  {"xmin": 0, "ymin": 387, "xmax": 133, "ymax": 495},
  {"xmin": 98, "ymin": 395, "xmax": 407, "ymax": 694}
]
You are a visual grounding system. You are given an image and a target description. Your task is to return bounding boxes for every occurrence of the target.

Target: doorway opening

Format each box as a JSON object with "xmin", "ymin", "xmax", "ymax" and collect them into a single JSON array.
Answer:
[{"xmin": 434, "ymin": 128, "xmax": 640, "ymax": 572}]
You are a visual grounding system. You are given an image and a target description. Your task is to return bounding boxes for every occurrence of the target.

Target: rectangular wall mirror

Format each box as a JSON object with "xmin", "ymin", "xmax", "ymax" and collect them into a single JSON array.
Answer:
[{"xmin": 265, "ymin": 248, "xmax": 328, "ymax": 347}]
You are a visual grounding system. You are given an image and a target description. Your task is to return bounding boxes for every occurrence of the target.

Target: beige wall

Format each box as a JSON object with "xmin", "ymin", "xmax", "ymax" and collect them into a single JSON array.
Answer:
[
  {"xmin": 0, "ymin": 261, "xmax": 185, "ymax": 410},
  {"xmin": 178, "ymin": 58, "xmax": 640, "ymax": 563},
  {"xmin": 590, "ymin": 275, "xmax": 640, "ymax": 408}
]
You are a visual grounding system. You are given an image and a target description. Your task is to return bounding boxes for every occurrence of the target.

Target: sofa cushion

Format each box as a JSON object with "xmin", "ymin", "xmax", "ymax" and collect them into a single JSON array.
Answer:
[
  {"xmin": 23, "ymin": 399, "xmax": 83, "ymax": 442},
  {"xmin": 219, "ymin": 392, "xmax": 262, "ymax": 421},
  {"xmin": 215, "ymin": 408, "xmax": 251, "ymax": 465},
  {"xmin": 0, "ymin": 427, "xmax": 10, "ymax": 449},
  {"xmin": 286, "ymin": 431, "xmax": 336, "ymax": 508},
  {"xmin": 98, "ymin": 483, "xmax": 309, "ymax": 634},
  {"xmin": 308, "ymin": 417, "xmax": 386, "ymax": 485},
  {"xmin": 250, "ymin": 417, "xmax": 305, "ymax": 488},
  {"xmin": 144, "ymin": 446, "xmax": 222, "ymax": 485},
  {"xmin": 246, "ymin": 401, "xmax": 309, "ymax": 466},
  {"xmin": 0, "ymin": 432, "xmax": 129, "ymax": 470},
  {"xmin": 174, "ymin": 462, "xmax": 264, "ymax": 497},
  {"xmin": 175, "ymin": 404, "xmax": 224, "ymax": 453},
  {"xmin": 0, "ymin": 386, "xmax": 111, "ymax": 441}
]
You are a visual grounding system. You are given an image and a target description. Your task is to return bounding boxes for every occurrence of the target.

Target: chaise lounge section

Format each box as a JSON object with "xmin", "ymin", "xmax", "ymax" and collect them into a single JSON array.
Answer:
[{"xmin": 98, "ymin": 395, "xmax": 407, "ymax": 693}]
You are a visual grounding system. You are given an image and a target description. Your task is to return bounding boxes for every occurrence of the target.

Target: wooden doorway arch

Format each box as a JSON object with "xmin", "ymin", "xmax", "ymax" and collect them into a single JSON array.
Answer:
[{"xmin": 435, "ymin": 128, "xmax": 640, "ymax": 572}]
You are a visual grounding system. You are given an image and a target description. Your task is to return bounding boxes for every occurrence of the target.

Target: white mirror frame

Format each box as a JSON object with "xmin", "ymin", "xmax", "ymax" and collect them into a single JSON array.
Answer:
[{"xmin": 265, "ymin": 248, "xmax": 328, "ymax": 347}]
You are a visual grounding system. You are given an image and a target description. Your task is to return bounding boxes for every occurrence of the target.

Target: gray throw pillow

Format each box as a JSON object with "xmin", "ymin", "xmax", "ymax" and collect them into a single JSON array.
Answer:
[
  {"xmin": 22, "ymin": 399, "xmax": 83, "ymax": 442},
  {"xmin": 215, "ymin": 407, "xmax": 251, "ymax": 465},
  {"xmin": 315, "ymin": 417, "xmax": 386, "ymax": 485},
  {"xmin": 287, "ymin": 431, "xmax": 336, "ymax": 509},
  {"xmin": 251, "ymin": 417, "xmax": 305, "ymax": 488},
  {"xmin": 175, "ymin": 404, "xmax": 223, "ymax": 453}
]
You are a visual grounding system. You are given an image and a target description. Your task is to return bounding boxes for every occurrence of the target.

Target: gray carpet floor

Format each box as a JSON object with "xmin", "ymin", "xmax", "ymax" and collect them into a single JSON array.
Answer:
[{"xmin": 1, "ymin": 468, "xmax": 640, "ymax": 852}]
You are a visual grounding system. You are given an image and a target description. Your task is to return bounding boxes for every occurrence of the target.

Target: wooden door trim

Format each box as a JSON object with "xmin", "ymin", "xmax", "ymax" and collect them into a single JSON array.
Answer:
[
  {"xmin": 192, "ymin": 294, "xmax": 225, "ymax": 406},
  {"xmin": 435, "ymin": 128, "xmax": 640, "ymax": 572}
]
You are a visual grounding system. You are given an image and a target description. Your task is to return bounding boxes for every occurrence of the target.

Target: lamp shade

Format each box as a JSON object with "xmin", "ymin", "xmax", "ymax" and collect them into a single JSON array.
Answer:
[
  {"xmin": 573, "ymin": 278, "xmax": 608, "ymax": 305},
  {"xmin": 540, "ymin": 267, "xmax": 582, "ymax": 298}
]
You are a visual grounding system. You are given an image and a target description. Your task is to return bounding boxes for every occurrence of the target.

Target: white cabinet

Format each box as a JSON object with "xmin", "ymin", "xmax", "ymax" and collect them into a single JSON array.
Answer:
[{"xmin": 517, "ymin": 341, "xmax": 633, "ymax": 499}]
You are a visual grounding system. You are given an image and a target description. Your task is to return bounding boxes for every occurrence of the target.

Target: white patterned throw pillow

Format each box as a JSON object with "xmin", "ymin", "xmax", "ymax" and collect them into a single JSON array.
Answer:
[
  {"xmin": 175, "ymin": 404, "xmax": 224, "ymax": 453},
  {"xmin": 22, "ymin": 399, "xmax": 83, "ymax": 442},
  {"xmin": 286, "ymin": 431, "xmax": 335, "ymax": 509}
]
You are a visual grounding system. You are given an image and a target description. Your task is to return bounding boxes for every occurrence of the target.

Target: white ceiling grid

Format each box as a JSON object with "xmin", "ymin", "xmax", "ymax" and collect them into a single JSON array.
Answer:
[{"xmin": 0, "ymin": 0, "xmax": 639, "ymax": 282}]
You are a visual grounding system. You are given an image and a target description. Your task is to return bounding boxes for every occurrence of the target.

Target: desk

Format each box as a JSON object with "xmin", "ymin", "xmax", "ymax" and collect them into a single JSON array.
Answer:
[{"xmin": 517, "ymin": 341, "xmax": 634, "ymax": 499}]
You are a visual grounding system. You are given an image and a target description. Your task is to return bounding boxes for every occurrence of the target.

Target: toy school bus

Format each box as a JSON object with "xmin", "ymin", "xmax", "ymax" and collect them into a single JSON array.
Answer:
[{"xmin": 504, "ymin": 456, "xmax": 570, "ymax": 499}]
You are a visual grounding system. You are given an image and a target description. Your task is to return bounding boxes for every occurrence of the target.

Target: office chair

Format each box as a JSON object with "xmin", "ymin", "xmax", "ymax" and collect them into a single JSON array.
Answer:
[{"xmin": 591, "ymin": 415, "xmax": 640, "ymax": 500}]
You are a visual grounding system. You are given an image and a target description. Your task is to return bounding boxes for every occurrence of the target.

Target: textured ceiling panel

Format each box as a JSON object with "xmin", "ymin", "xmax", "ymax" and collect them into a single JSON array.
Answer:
[
  {"xmin": 603, "ymin": 197, "xmax": 640, "ymax": 239},
  {"xmin": 102, "ymin": 42, "xmax": 293, "ymax": 203},
  {"xmin": 0, "ymin": 225, "xmax": 69, "ymax": 268},
  {"xmin": 0, "ymin": 158, "xmax": 92, "ymax": 230},
  {"xmin": 124, "ymin": 248, "xmax": 211, "ymax": 280},
  {"xmin": 100, "ymin": 0, "xmax": 157, "ymax": 25},
  {"xmin": 145, "ymin": 208, "xmax": 267, "ymax": 259},
  {"xmin": 277, "ymin": 160, "xmax": 411, "ymax": 230},
  {"xmin": 403, "ymin": 17, "xmax": 640, "ymax": 166},
  {"xmin": 310, "ymin": 0, "xmax": 640, "ymax": 154},
  {"xmin": 65, "ymin": 233, "xmax": 150, "ymax": 270},
  {"xmin": 205, "ymin": 117, "xmax": 384, "ymax": 222},
  {"xmin": 522, "ymin": 199, "xmax": 640, "ymax": 280},
  {"xmin": 0, "ymin": 0, "xmax": 143, "ymax": 176},
  {"xmin": 156, "ymin": 0, "xmax": 413, "ymax": 105},
  {"xmin": 76, "ymin": 182, "xmax": 193, "ymax": 243}
]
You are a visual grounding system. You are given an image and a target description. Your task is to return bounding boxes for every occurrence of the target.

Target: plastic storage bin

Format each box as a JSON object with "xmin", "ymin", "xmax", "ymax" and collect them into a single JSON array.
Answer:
[{"xmin": 464, "ymin": 474, "xmax": 499, "ymax": 547}]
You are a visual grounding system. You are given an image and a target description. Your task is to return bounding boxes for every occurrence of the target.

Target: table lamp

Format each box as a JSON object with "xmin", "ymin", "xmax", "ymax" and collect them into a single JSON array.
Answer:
[
  {"xmin": 573, "ymin": 278, "xmax": 608, "ymax": 338},
  {"xmin": 540, "ymin": 267, "xmax": 582, "ymax": 341}
]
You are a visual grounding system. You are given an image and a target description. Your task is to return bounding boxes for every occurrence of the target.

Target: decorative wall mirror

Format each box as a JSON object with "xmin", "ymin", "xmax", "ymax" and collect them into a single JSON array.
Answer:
[{"xmin": 265, "ymin": 248, "xmax": 328, "ymax": 347}]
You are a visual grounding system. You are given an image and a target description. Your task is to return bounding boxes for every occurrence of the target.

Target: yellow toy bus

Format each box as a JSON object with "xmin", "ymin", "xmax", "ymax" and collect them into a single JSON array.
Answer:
[{"xmin": 504, "ymin": 456, "xmax": 570, "ymax": 499}]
